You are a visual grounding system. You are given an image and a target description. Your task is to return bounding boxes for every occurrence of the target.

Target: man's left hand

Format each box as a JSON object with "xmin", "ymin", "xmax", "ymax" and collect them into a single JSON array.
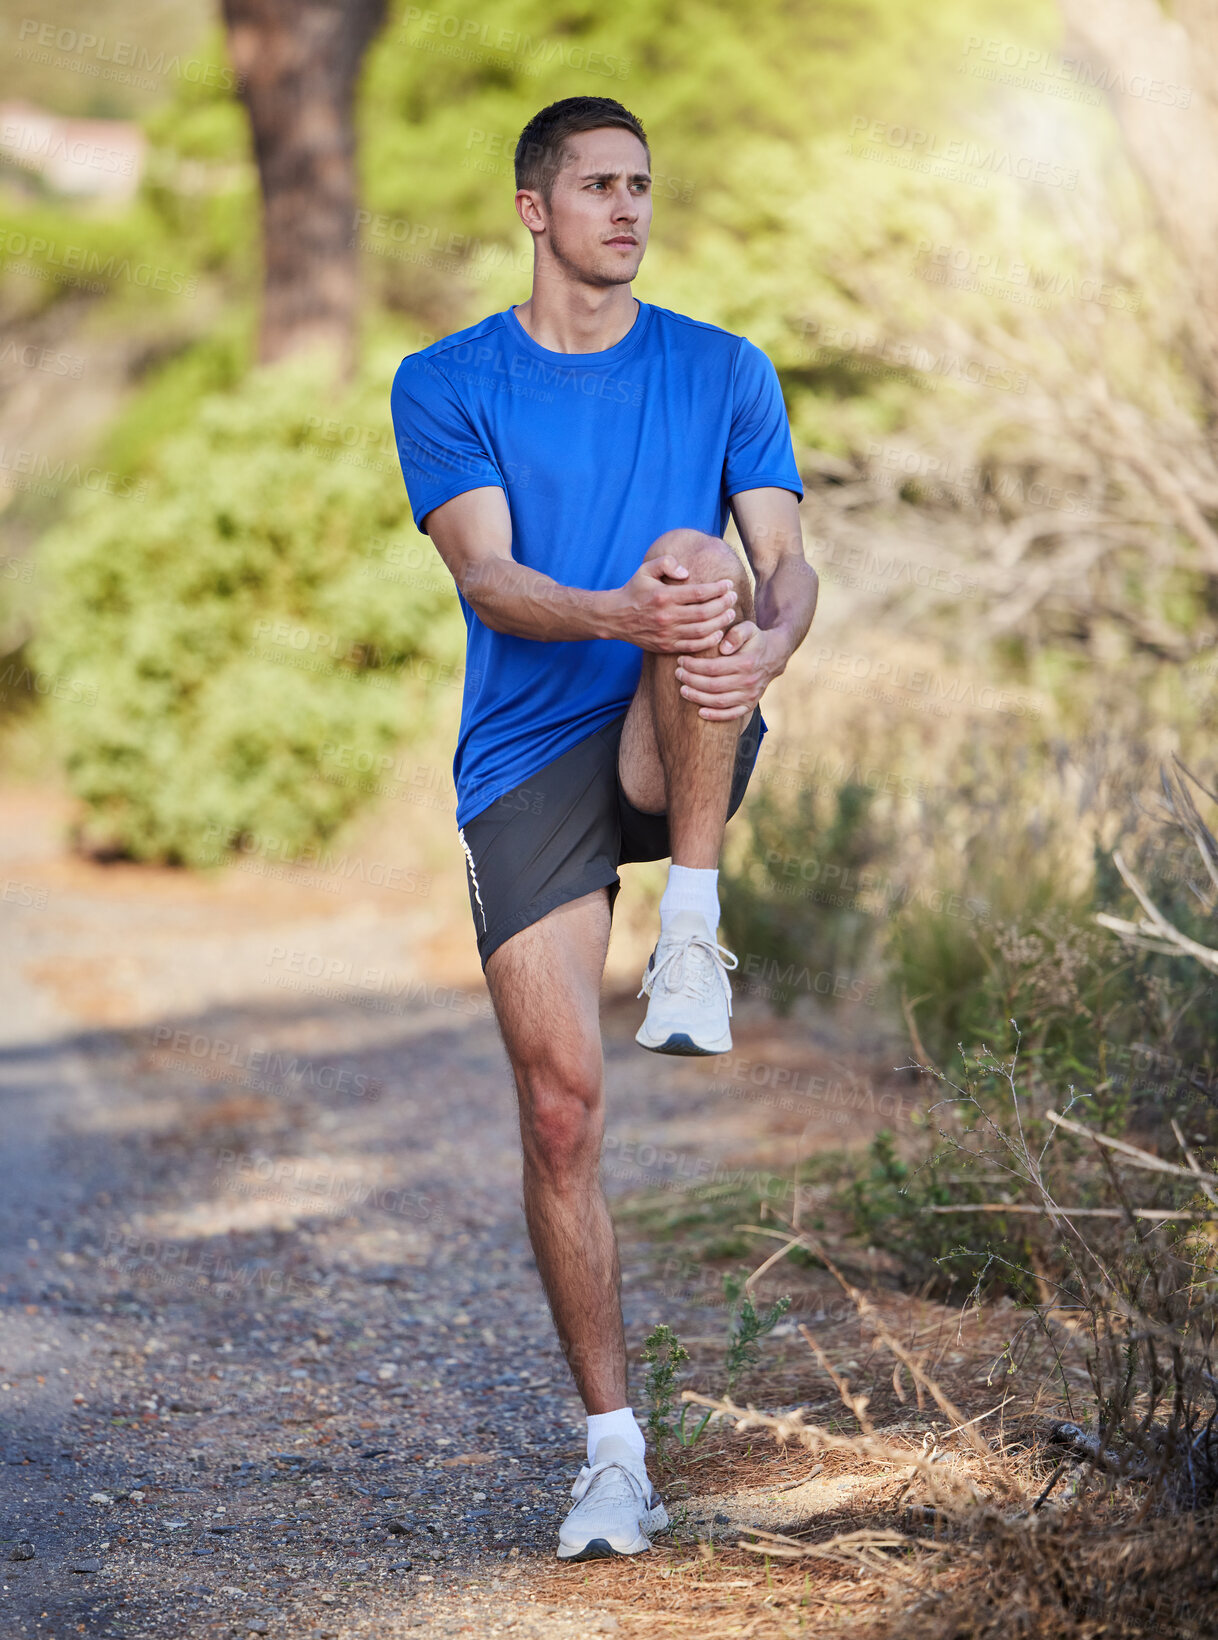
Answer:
[{"xmin": 673, "ymin": 621, "xmax": 789, "ymax": 721}]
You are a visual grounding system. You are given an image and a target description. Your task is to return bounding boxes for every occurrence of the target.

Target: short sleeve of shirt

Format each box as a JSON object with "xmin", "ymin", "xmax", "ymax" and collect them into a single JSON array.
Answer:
[
  {"xmin": 390, "ymin": 356, "xmax": 505, "ymax": 535},
  {"xmin": 723, "ymin": 338, "xmax": 804, "ymax": 504}
]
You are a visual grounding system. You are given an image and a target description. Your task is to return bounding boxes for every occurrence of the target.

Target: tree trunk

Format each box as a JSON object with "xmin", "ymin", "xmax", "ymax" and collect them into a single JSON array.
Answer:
[
  {"xmin": 1058, "ymin": 0, "xmax": 1218, "ymax": 398},
  {"xmin": 221, "ymin": 0, "xmax": 387, "ymax": 378}
]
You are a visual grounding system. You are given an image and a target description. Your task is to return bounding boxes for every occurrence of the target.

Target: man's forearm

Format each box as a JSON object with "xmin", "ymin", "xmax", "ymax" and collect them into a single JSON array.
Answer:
[
  {"xmin": 754, "ymin": 554, "xmax": 819, "ymax": 661},
  {"xmin": 459, "ymin": 558, "xmax": 616, "ymax": 642}
]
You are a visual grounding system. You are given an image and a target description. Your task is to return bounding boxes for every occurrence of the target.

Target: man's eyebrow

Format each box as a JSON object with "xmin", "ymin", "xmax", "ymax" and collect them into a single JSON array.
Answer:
[{"xmin": 579, "ymin": 169, "xmax": 652, "ymax": 182}]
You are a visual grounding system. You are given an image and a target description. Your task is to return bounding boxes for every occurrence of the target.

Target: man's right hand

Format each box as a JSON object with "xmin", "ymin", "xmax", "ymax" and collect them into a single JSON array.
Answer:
[{"xmin": 606, "ymin": 556, "xmax": 738, "ymax": 653}]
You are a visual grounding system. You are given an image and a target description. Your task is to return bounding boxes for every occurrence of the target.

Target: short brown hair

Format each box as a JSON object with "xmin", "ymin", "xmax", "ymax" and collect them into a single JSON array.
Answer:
[{"xmin": 515, "ymin": 97, "xmax": 649, "ymax": 203}]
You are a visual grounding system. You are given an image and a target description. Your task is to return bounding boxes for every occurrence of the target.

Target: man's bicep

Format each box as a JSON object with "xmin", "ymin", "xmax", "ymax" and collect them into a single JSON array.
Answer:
[
  {"xmin": 424, "ymin": 485, "xmax": 514, "ymax": 596},
  {"xmin": 728, "ymin": 486, "xmax": 806, "ymax": 579}
]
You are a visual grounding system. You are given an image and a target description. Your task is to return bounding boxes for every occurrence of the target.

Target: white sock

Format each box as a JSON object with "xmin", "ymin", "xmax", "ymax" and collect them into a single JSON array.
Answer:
[
  {"xmin": 586, "ymin": 1407, "xmax": 646, "ymax": 1468},
  {"xmin": 659, "ymin": 864, "xmax": 719, "ymax": 934}
]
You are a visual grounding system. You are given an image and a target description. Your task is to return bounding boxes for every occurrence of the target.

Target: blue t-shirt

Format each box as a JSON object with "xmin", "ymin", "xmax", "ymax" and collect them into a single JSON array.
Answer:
[{"xmin": 389, "ymin": 300, "xmax": 803, "ymax": 826}]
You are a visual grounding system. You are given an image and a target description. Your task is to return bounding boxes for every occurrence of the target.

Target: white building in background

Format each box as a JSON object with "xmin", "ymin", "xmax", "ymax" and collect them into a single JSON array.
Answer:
[{"xmin": 0, "ymin": 101, "xmax": 144, "ymax": 200}]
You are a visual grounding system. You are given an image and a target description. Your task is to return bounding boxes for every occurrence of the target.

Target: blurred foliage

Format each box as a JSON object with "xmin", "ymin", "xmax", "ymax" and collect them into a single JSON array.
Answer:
[
  {"xmin": 5, "ymin": 0, "xmax": 1210, "ymax": 882},
  {"xmin": 7, "ymin": 0, "xmax": 1118, "ymax": 447},
  {"xmin": 724, "ymin": 708, "xmax": 1218, "ymax": 1115},
  {"xmin": 720, "ymin": 778, "xmax": 892, "ymax": 1015},
  {"xmin": 28, "ymin": 354, "xmax": 464, "ymax": 865},
  {"xmin": 885, "ymin": 809, "xmax": 1218, "ymax": 1127},
  {"xmin": 0, "ymin": 195, "xmax": 204, "ymax": 324},
  {"xmin": 0, "ymin": 1, "xmax": 211, "ymax": 119},
  {"xmin": 3, "ymin": 0, "xmax": 1189, "ymax": 478},
  {"xmin": 0, "ymin": 26, "xmax": 251, "ymax": 326},
  {"xmin": 137, "ymin": 47, "xmax": 259, "ymax": 291},
  {"xmin": 356, "ymin": 0, "xmax": 1127, "ymax": 455}
]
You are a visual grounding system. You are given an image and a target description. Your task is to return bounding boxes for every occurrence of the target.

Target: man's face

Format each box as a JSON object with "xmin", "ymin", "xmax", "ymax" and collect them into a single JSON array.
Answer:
[{"xmin": 520, "ymin": 126, "xmax": 652, "ymax": 286}]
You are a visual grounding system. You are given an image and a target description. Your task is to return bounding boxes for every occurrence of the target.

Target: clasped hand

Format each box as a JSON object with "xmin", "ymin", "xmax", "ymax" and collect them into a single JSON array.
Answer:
[{"xmin": 616, "ymin": 554, "xmax": 786, "ymax": 721}]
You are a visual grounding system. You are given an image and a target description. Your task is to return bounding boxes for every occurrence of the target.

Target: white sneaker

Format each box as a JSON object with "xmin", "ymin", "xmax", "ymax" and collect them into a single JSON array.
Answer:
[
  {"xmin": 556, "ymin": 1436, "xmax": 669, "ymax": 1561},
  {"xmin": 635, "ymin": 909, "xmax": 738, "ymax": 1056}
]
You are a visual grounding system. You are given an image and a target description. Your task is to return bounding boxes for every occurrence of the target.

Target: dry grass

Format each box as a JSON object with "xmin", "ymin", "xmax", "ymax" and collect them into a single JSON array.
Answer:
[
  {"xmin": 532, "ymin": 1404, "xmax": 1218, "ymax": 1639},
  {"xmin": 576, "ymin": 1046, "xmax": 1218, "ymax": 1640},
  {"xmin": 531, "ymin": 1269, "xmax": 1217, "ymax": 1638}
]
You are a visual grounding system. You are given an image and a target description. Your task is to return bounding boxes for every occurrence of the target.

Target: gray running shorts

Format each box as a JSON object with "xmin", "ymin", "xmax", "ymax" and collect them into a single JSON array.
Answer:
[{"xmin": 456, "ymin": 705, "xmax": 764, "ymax": 970}]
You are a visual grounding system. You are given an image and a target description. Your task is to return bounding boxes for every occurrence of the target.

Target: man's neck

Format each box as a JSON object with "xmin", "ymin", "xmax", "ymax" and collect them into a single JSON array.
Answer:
[{"xmin": 513, "ymin": 283, "xmax": 638, "ymax": 355}]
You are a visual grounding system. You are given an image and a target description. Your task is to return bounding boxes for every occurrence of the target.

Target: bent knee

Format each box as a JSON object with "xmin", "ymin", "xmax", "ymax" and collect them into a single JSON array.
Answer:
[{"xmin": 644, "ymin": 528, "xmax": 749, "ymax": 593}]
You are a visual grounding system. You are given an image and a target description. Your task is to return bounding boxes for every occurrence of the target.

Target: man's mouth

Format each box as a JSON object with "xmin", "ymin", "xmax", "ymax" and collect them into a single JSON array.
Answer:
[{"xmin": 606, "ymin": 237, "xmax": 637, "ymax": 247}]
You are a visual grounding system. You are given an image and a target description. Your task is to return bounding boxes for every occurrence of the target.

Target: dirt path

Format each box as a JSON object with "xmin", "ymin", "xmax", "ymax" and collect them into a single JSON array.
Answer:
[{"xmin": 0, "ymin": 783, "xmax": 916, "ymax": 1640}]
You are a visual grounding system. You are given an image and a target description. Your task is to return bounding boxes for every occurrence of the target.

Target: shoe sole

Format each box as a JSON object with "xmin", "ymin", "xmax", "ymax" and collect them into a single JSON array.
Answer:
[
  {"xmin": 556, "ymin": 1533, "xmax": 652, "ymax": 1562},
  {"xmin": 634, "ymin": 1026, "xmax": 731, "ymax": 1056}
]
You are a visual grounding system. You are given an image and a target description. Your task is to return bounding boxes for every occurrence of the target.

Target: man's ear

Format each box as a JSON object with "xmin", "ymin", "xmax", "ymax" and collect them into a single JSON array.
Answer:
[{"xmin": 515, "ymin": 189, "xmax": 547, "ymax": 236}]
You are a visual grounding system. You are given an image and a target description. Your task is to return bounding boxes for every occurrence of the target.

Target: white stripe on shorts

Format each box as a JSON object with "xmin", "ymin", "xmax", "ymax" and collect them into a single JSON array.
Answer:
[{"xmin": 457, "ymin": 826, "xmax": 488, "ymax": 933}]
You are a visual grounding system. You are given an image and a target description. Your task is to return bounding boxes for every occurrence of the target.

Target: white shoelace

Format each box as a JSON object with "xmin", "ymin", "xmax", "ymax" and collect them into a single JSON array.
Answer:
[
  {"xmin": 568, "ymin": 1458, "xmax": 652, "ymax": 1510},
  {"xmin": 638, "ymin": 932, "xmax": 739, "ymax": 1012}
]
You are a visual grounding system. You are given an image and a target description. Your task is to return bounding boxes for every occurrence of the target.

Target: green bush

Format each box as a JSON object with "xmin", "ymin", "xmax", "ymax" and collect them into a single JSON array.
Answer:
[
  {"xmin": 640, "ymin": 1322, "xmax": 689, "ymax": 1455},
  {"xmin": 30, "ymin": 354, "xmax": 463, "ymax": 866},
  {"xmin": 722, "ymin": 1273, "xmax": 791, "ymax": 1394}
]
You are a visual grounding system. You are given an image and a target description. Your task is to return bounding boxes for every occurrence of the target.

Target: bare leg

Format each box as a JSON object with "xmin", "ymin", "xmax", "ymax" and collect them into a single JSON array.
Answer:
[
  {"xmin": 618, "ymin": 528, "xmax": 755, "ymax": 866},
  {"xmin": 484, "ymin": 890, "xmax": 626, "ymax": 1411}
]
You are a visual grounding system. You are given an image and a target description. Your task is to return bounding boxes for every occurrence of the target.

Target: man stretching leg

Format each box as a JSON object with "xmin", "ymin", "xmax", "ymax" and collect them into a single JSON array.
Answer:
[{"xmin": 390, "ymin": 96, "xmax": 818, "ymax": 1561}]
